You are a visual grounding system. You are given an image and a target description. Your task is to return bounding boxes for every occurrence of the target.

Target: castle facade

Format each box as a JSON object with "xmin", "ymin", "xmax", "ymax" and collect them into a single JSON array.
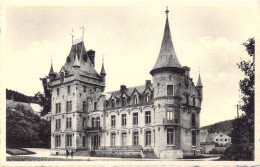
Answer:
[{"xmin": 49, "ymin": 8, "xmax": 203, "ymax": 159}]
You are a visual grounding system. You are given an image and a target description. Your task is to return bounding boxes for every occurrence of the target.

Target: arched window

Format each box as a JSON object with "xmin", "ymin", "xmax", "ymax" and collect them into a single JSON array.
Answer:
[
  {"xmin": 134, "ymin": 95, "xmax": 138, "ymax": 105},
  {"xmin": 92, "ymin": 117, "xmax": 95, "ymax": 127},
  {"xmin": 192, "ymin": 113, "xmax": 196, "ymax": 127},
  {"xmin": 96, "ymin": 117, "xmax": 100, "ymax": 127}
]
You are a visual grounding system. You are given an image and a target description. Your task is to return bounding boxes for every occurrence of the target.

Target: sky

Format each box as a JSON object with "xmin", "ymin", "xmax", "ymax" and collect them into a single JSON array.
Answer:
[{"xmin": 2, "ymin": 2, "xmax": 258, "ymax": 126}]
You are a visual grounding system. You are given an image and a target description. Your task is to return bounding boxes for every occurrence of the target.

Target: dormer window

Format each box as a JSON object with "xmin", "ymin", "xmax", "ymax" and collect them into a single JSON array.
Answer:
[
  {"xmin": 134, "ymin": 95, "xmax": 138, "ymax": 104},
  {"xmin": 145, "ymin": 93, "xmax": 149, "ymax": 102},
  {"xmin": 111, "ymin": 99, "xmax": 115, "ymax": 108},
  {"xmin": 122, "ymin": 97, "xmax": 126, "ymax": 106}
]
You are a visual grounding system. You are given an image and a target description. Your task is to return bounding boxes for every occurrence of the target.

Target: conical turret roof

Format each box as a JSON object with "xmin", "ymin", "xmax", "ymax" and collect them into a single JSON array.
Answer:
[
  {"xmin": 151, "ymin": 8, "xmax": 181, "ymax": 74},
  {"xmin": 196, "ymin": 73, "xmax": 203, "ymax": 87},
  {"xmin": 49, "ymin": 62, "xmax": 55, "ymax": 75},
  {"xmin": 100, "ymin": 60, "xmax": 106, "ymax": 75}
]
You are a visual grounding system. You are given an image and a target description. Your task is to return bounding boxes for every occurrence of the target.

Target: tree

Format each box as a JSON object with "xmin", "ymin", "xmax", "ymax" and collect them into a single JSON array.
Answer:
[{"xmin": 223, "ymin": 38, "xmax": 255, "ymax": 160}]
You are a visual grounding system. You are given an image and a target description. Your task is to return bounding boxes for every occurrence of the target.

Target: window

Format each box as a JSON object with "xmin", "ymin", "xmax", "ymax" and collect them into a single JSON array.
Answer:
[
  {"xmin": 66, "ymin": 101, "xmax": 72, "ymax": 112},
  {"xmin": 186, "ymin": 95, "xmax": 189, "ymax": 105},
  {"xmin": 220, "ymin": 135, "xmax": 223, "ymax": 137},
  {"xmin": 145, "ymin": 111, "xmax": 151, "ymax": 124},
  {"xmin": 145, "ymin": 93, "xmax": 149, "ymax": 102},
  {"xmin": 122, "ymin": 97, "xmax": 126, "ymax": 106},
  {"xmin": 167, "ymin": 106, "xmax": 174, "ymax": 120},
  {"xmin": 92, "ymin": 135, "xmax": 100, "ymax": 149},
  {"xmin": 66, "ymin": 134, "xmax": 72, "ymax": 147},
  {"xmin": 167, "ymin": 129, "xmax": 174, "ymax": 145},
  {"xmin": 111, "ymin": 99, "xmax": 115, "ymax": 107},
  {"xmin": 145, "ymin": 131, "xmax": 151, "ymax": 146},
  {"xmin": 122, "ymin": 132, "xmax": 127, "ymax": 146},
  {"xmin": 133, "ymin": 132, "xmax": 139, "ymax": 146},
  {"xmin": 122, "ymin": 114, "xmax": 127, "ymax": 126},
  {"xmin": 167, "ymin": 85, "xmax": 173, "ymax": 95},
  {"xmin": 57, "ymin": 88, "xmax": 60, "ymax": 96},
  {"xmin": 193, "ymin": 97, "xmax": 196, "ymax": 106},
  {"xmin": 225, "ymin": 139, "xmax": 227, "ymax": 141},
  {"xmin": 192, "ymin": 130, "xmax": 196, "ymax": 146},
  {"xmin": 82, "ymin": 117, "xmax": 86, "ymax": 128},
  {"xmin": 134, "ymin": 95, "xmax": 138, "ymax": 104},
  {"xmin": 111, "ymin": 115, "xmax": 116, "ymax": 127},
  {"xmin": 133, "ymin": 113, "xmax": 138, "ymax": 125},
  {"xmin": 192, "ymin": 113, "xmax": 196, "ymax": 127},
  {"xmin": 82, "ymin": 136, "xmax": 86, "ymax": 147},
  {"xmin": 96, "ymin": 117, "xmax": 100, "ymax": 127},
  {"xmin": 216, "ymin": 139, "xmax": 218, "ymax": 141},
  {"xmin": 92, "ymin": 117, "xmax": 95, "ymax": 127},
  {"xmin": 83, "ymin": 101, "xmax": 88, "ymax": 112},
  {"xmin": 55, "ymin": 134, "xmax": 61, "ymax": 147},
  {"xmin": 56, "ymin": 103, "xmax": 61, "ymax": 114},
  {"xmin": 83, "ymin": 86, "xmax": 86, "ymax": 93},
  {"xmin": 66, "ymin": 117, "xmax": 72, "ymax": 129},
  {"xmin": 111, "ymin": 133, "xmax": 116, "ymax": 146},
  {"xmin": 68, "ymin": 86, "xmax": 71, "ymax": 94},
  {"xmin": 56, "ymin": 119, "xmax": 61, "ymax": 130},
  {"xmin": 94, "ymin": 102, "xmax": 97, "ymax": 110}
]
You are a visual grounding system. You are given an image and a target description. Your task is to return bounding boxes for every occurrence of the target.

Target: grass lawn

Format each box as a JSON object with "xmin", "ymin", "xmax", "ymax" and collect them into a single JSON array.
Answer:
[{"xmin": 7, "ymin": 156, "xmax": 90, "ymax": 161}]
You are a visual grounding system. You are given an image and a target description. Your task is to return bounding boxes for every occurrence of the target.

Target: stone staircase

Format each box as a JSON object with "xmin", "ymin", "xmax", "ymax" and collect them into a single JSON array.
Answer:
[{"xmin": 143, "ymin": 150, "xmax": 158, "ymax": 159}]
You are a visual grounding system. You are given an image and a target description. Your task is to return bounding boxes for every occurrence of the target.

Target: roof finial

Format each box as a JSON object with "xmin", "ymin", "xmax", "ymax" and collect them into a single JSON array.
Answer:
[
  {"xmin": 165, "ymin": 6, "xmax": 169, "ymax": 17},
  {"xmin": 70, "ymin": 29, "xmax": 74, "ymax": 45},
  {"xmin": 80, "ymin": 26, "xmax": 86, "ymax": 41},
  {"xmin": 100, "ymin": 54, "xmax": 106, "ymax": 75}
]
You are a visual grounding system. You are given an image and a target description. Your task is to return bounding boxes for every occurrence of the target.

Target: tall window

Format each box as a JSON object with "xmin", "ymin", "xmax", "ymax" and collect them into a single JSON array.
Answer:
[
  {"xmin": 111, "ymin": 99, "xmax": 115, "ymax": 107},
  {"xmin": 122, "ymin": 97, "xmax": 126, "ymax": 106},
  {"xmin": 145, "ymin": 93, "xmax": 149, "ymax": 102},
  {"xmin": 193, "ymin": 97, "xmax": 196, "ymax": 106},
  {"xmin": 133, "ymin": 132, "xmax": 139, "ymax": 146},
  {"xmin": 145, "ymin": 111, "xmax": 151, "ymax": 124},
  {"xmin": 186, "ymin": 95, "xmax": 189, "ymax": 105},
  {"xmin": 134, "ymin": 95, "xmax": 138, "ymax": 104},
  {"xmin": 68, "ymin": 86, "xmax": 71, "ymax": 94},
  {"xmin": 192, "ymin": 130, "xmax": 196, "ymax": 146},
  {"xmin": 56, "ymin": 103, "xmax": 61, "ymax": 113},
  {"xmin": 55, "ymin": 134, "xmax": 61, "ymax": 147},
  {"xmin": 122, "ymin": 132, "xmax": 127, "ymax": 146},
  {"xmin": 66, "ymin": 101, "xmax": 72, "ymax": 112},
  {"xmin": 94, "ymin": 102, "xmax": 97, "ymax": 110},
  {"xmin": 145, "ymin": 131, "xmax": 151, "ymax": 146},
  {"xmin": 66, "ymin": 134, "xmax": 72, "ymax": 147},
  {"xmin": 92, "ymin": 135, "xmax": 100, "ymax": 149},
  {"xmin": 133, "ymin": 113, "xmax": 138, "ymax": 125},
  {"xmin": 167, "ymin": 128, "xmax": 174, "ymax": 145},
  {"xmin": 122, "ymin": 114, "xmax": 127, "ymax": 126},
  {"xmin": 96, "ymin": 117, "xmax": 100, "ymax": 127},
  {"xmin": 83, "ymin": 86, "xmax": 86, "ymax": 93},
  {"xmin": 56, "ymin": 119, "xmax": 61, "ymax": 130},
  {"xmin": 166, "ymin": 106, "xmax": 174, "ymax": 120},
  {"xmin": 83, "ymin": 101, "xmax": 88, "ymax": 112},
  {"xmin": 192, "ymin": 113, "xmax": 196, "ymax": 127},
  {"xmin": 111, "ymin": 133, "xmax": 116, "ymax": 146},
  {"xmin": 111, "ymin": 115, "xmax": 116, "ymax": 127},
  {"xmin": 57, "ymin": 88, "xmax": 60, "ymax": 96},
  {"xmin": 66, "ymin": 117, "xmax": 72, "ymax": 129},
  {"xmin": 91, "ymin": 117, "xmax": 95, "ymax": 127},
  {"xmin": 167, "ymin": 85, "xmax": 173, "ymax": 95},
  {"xmin": 82, "ymin": 117, "xmax": 86, "ymax": 128},
  {"xmin": 82, "ymin": 136, "xmax": 86, "ymax": 147}
]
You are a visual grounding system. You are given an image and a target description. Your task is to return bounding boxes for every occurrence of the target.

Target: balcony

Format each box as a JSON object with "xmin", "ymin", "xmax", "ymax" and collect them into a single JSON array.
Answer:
[
  {"xmin": 163, "ymin": 119, "xmax": 180, "ymax": 126},
  {"xmin": 84, "ymin": 127, "xmax": 103, "ymax": 133}
]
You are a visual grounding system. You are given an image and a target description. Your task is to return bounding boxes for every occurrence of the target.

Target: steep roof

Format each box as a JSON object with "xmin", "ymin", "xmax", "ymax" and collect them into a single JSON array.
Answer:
[
  {"xmin": 100, "ymin": 61, "xmax": 106, "ymax": 75},
  {"xmin": 196, "ymin": 73, "xmax": 203, "ymax": 87},
  {"xmin": 151, "ymin": 8, "xmax": 181, "ymax": 72},
  {"xmin": 49, "ymin": 63, "xmax": 55, "ymax": 75},
  {"xmin": 62, "ymin": 42, "xmax": 99, "ymax": 77}
]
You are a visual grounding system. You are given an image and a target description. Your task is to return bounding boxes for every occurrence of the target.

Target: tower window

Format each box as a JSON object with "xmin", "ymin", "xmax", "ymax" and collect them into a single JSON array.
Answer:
[
  {"xmin": 166, "ymin": 106, "xmax": 174, "ymax": 120},
  {"xmin": 167, "ymin": 128, "xmax": 174, "ymax": 145},
  {"xmin": 66, "ymin": 101, "xmax": 72, "ymax": 112},
  {"xmin": 186, "ymin": 95, "xmax": 189, "ymax": 105},
  {"xmin": 83, "ymin": 86, "xmax": 86, "ymax": 93},
  {"xmin": 133, "ymin": 113, "xmax": 138, "ymax": 125},
  {"xmin": 167, "ymin": 85, "xmax": 173, "ymax": 96},
  {"xmin": 193, "ymin": 97, "xmax": 196, "ymax": 106},
  {"xmin": 192, "ymin": 130, "xmax": 196, "ymax": 146},
  {"xmin": 192, "ymin": 113, "xmax": 196, "ymax": 127},
  {"xmin": 82, "ymin": 117, "xmax": 86, "ymax": 128},
  {"xmin": 94, "ymin": 102, "xmax": 97, "ymax": 110}
]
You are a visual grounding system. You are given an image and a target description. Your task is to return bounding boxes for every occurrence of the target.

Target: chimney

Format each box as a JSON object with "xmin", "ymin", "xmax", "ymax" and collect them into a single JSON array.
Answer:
[
  {"xmin": 145, "ymin": 80, "xmax": 151, "ymax": 86},
  {"xmin": 87, "ymin": 49, "xmax": 95, "ymax": 67},
  {"xmin": 120, "ymin": 85, "xmax": 127, "ymax": 92}
]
